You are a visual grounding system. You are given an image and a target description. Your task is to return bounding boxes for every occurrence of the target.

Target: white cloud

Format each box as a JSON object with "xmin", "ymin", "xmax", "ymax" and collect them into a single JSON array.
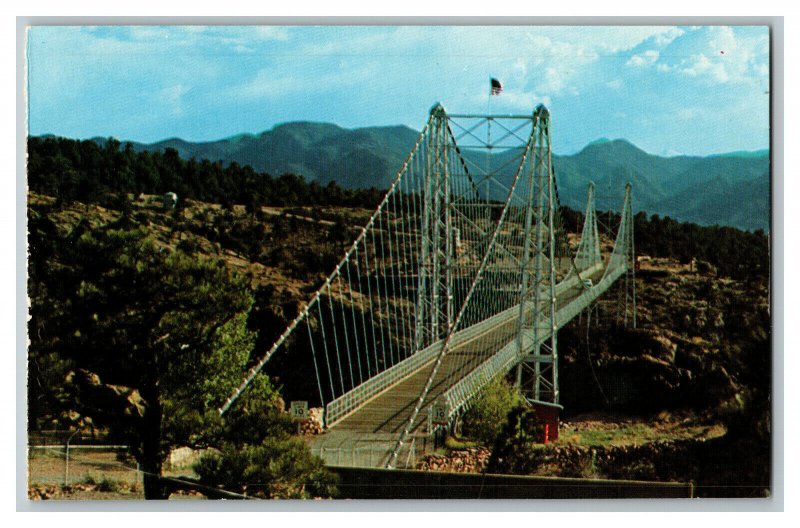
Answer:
[
  {"xmin": 511, "ymin": 58, "xmax": 528, "ymax": 77},
  {"xmin": 232, "ymin": 44, "xmax": 254, "ymax": 54},
  {"xmin": 126, "ymin": 26, "xmax": 171, "ymax": 42},
  {"xmin": 652, "ymin": 27, "xmax": 685, "ymax": 47},
  {"xmin": 159, "ymin": 84, "xmax": 189, "ymax": 116},
  {"xmin": 231, "ymin": 71, "xmax": 297, "ymax": 100},
  {"xmin": 541, "ymin": 67, "xmax": 565, "ymax": 92},
  {"xmin": 655, "ymin": 26, "xmax": 769, "ymax": 86},
  {"xmin": 296, "ymin": 29, "xmax": 409, "ymax": 57},
  {"xmin": 464, "ymin": 90, "xmax": 550, "ymax": 112},
  {"xmin": 231, "ymin": 61, "xmax": 379, "ymax": 101},
  {"xmin": 680, "ymin": 54, "xmax": 729, "ymax": 83},
  {"xmin": 626, "ymin": 50, "xmax": 659, "ymax": 67},
  {"xmin": 536, "ymin": 26, "xmax": 684, "ymax": 54},
  {"xmin": 443, "ymin": 27, "xmax": 684, "ymax": 102}
]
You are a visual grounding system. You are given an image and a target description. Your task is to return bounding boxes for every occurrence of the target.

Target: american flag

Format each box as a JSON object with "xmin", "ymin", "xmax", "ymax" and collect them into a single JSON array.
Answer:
[{"xmin": 490, "ymin": 78, "xmax": 503, "ymax": 96}]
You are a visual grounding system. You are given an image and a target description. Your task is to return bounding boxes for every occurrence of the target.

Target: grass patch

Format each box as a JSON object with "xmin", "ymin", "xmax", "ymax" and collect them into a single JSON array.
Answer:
[
  {"xmin": 96, "ymin": 477, "xmax": 120, "ymax": 493},
  {"xmin": 569, "ymin": 424, "xmax": 656, "ymax": 446},
  {"xmin": 557, "ymin": 419, "xmax": 726, "ymax": 448},
  {"xmin": 445, "ymin": 435, "xmax": 482, "ymax": 450}
]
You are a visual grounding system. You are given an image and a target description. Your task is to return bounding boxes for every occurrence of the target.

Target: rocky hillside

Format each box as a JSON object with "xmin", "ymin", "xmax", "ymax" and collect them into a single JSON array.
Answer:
[
  {"xmin": 27, "ymin": 191, "xmax": 771, "ymax": 497},
  {"xmin": 558, "ymin": 257, "xmax": 770, "ymax": 418},
  {"xmin": 433, "ymin": 256, "xmax": 770, "ymax": 497},
  {"xmin": 27, "ymin": 192, "xmax": 373, "ymax": 427}
]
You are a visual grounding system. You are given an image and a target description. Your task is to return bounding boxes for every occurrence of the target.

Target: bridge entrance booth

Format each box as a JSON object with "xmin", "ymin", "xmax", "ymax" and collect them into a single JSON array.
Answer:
[
  {"xmin": 219, "ymin": 103, "xmax": 637, "ymax": 469},
  {"xmin": 528, "ymin": 400, "xmax": 563, "ymax": 444}
]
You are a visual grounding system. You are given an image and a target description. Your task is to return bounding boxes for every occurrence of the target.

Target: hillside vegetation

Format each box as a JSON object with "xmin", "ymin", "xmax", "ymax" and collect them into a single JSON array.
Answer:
[{"xmin": 36, "ymin": 120, "xmax": 769, "ymax": 230}]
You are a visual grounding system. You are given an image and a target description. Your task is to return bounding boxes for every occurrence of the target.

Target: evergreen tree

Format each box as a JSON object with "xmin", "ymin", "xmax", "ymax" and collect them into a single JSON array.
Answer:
[{"xmin": 28, "ymin": 222, "xmax": 276, "ymax": 498}]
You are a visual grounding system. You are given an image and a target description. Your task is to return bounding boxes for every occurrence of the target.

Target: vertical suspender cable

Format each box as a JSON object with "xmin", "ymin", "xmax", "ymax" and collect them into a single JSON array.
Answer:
[
  {"xmin": 337, "ymin": 272, "xmax": 358, "ymax": 386},
  {"xmin": 306, "ymin": 317, "xmax": 326, "ymax": 409},
  {"xmin": 317, "ymin": 297, "xmax": 337, "ymax": 401}
]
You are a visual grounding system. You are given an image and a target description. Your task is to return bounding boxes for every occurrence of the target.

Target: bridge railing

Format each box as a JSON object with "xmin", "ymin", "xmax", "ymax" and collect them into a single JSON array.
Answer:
[
  {"xmin": 441, "ymin": 262, "xmax": 627, "ymax": 419},
  {"xmin": 324, "ymin": 339, "xmax": 442, "ymax": 427},
  {"xmin": 439, "ymin": 186, "xmax": 633, "ymax": 421},
  {"xmin": 325, "ymin": 257, "xmax": 603, "ymax": 427}
]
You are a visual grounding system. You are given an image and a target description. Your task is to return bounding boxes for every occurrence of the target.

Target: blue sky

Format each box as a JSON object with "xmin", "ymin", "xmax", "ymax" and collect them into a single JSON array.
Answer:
[{"xmin": 26, "ymin": 25, "xmax": 770, "ymax": 156}]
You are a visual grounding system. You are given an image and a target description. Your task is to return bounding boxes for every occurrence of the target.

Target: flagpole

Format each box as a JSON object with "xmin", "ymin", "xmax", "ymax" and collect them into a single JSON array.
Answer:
[
  {"xmin": 487, "ymin": 75, "xmax": 491, "ymax": 152},
  {"xmin": 486, "ymin": 77, "xmax": 492, "ymax": 221}
]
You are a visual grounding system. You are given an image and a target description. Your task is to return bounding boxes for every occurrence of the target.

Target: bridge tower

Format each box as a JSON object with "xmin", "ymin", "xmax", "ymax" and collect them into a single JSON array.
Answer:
[
  {"xmin": 417, "ymin": 104, "xmax": 566, "ymax": 405},
  {"xmin": 415, "ymin": 104, "xmax": 456, "ymax": 349},
  {"xmin": 513, "ymin": 106, "xmax": 561, "ymax": 404}
]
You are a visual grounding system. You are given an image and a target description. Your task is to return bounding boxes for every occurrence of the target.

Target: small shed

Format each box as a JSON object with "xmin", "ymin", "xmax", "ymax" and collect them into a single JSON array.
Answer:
[{"xmin": 529, "ymin": 400, "xmax": 563, "ymax": 444}]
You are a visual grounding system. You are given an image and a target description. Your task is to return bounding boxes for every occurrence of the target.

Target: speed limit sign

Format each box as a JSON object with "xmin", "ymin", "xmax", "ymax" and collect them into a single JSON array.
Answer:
[
  {"xmin": 430, "ymin": 402, "xmax": 449, "ymax": 425},
  {"xmin": 290, "ymin": 401, "xmax": 308, "ymax": 420}
]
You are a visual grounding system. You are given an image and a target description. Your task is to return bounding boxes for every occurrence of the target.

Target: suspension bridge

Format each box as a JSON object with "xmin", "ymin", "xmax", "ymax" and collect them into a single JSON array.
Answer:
[{"xmin": 218, "ymin": 103, "xmax": 636, "ymax": 469}]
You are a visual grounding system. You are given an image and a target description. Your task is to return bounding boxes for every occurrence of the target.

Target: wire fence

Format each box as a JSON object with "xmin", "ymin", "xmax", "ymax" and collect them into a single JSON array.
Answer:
[
  {"xmin": 27, "ymin": 430, "xmax": 211, "ymax": 499},
  {"xmin": 28, "ymin": 443, "xmax": 141, "ymax": 488},
  {"xmin": 310, "ymin": 436, "xmax": 423, "ymax": 469}
]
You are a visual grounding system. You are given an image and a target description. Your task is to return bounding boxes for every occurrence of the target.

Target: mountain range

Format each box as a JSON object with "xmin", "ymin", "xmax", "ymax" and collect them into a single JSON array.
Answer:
[{"xmin": 89, "ymin": 122, "xmax": 770, "ymax": 232}]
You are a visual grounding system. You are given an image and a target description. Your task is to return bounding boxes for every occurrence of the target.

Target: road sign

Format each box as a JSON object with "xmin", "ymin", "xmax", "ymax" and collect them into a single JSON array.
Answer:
[
  {"xmin": 430, "ymin": 402, "xmax": 450, "ymax": 425},
  {"xmin": 290, "ymin": 401, "xmax": 308, "ymax": 420}
]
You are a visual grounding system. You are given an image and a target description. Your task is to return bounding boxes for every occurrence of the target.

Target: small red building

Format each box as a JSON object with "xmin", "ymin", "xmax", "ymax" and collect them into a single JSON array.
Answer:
[{"xmin": 529, "ymin": 400, "xmax": 563, "ymax": 444}]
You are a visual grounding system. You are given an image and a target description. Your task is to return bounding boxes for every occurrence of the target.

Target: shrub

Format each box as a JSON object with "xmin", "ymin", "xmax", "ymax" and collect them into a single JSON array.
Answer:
[
  {"xmin": 97, "ymin": 477, "xmax": 120, "ymax": 493},
  {"xmin": 460, "ymin": 377, "xmax": 522, "ymax": 446},
  {"xmin": 486, "ymin": 407, "xmax": 547, "ymax": 475},
  {"xmin": 194, "ymin": 437, "xmax": 337, "ymax": 499}
]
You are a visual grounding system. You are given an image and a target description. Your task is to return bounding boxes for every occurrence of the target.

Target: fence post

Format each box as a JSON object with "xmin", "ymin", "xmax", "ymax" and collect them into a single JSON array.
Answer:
[{"xmin": 64, "ymin": 430, "xmax": 79, "ymax": 487}]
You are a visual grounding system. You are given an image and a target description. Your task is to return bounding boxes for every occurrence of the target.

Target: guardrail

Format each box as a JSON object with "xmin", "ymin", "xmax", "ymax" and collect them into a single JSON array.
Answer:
[
  {"xmin": 324, "ymin": 261, "xmax": 607, "ymax": 428},
  {"xmin": 324, "ymin": 340, "xmax": 443, "ymax": 427},
  {"xmin": 441, "ymin": 262, "xmax": 627, "ymax": 419},
  {"xmin": 325, "ymin": 294, "xmax": 540, "ymax": 426}
]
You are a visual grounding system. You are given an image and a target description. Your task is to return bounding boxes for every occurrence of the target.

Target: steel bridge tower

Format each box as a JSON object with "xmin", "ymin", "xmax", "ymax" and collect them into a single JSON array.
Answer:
[
  {"xmin": 416, "ymin": 104, "xmax": 563, "ymax": 406},
  {"xmin": 513, "ymin": 107, "xmax": 560, "ymax": 405},
  {"xmin": 415, "ymin": 105, "xmax": 455, "ymax": 348}
]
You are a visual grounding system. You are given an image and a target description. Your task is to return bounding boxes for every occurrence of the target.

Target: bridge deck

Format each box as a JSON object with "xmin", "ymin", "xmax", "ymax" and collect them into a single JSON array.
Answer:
[{"xmin": 312, "ymin": 269, "xmax": 604, "ymax": 445}]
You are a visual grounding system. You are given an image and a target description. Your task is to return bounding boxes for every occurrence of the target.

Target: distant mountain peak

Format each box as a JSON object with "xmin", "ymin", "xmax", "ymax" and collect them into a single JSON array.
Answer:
[
  {"xmin": 268, "ymin": 121, "xmax": 345, "ymax": 135},
  {"xmin": 579, "ymin": 137, "xmax": 643, "ymax": 156}
]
